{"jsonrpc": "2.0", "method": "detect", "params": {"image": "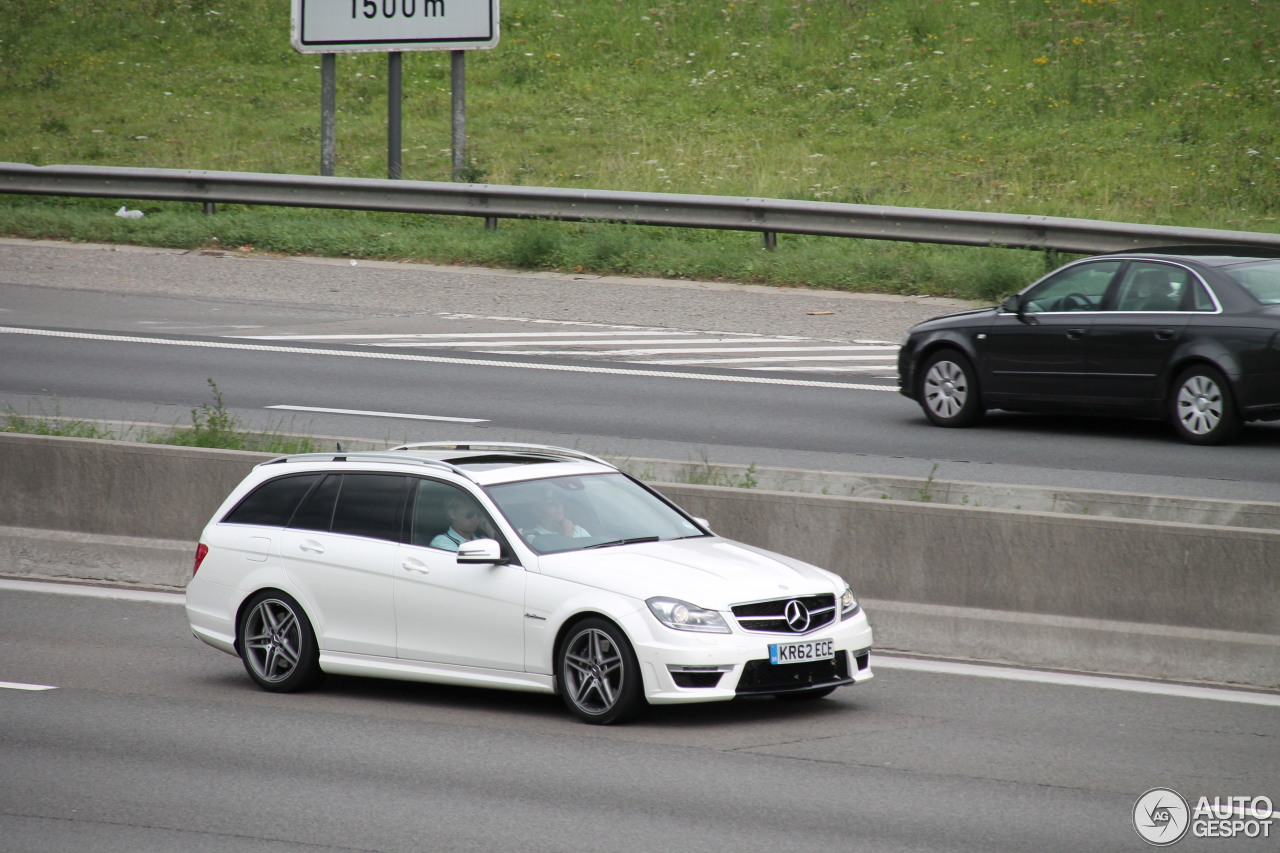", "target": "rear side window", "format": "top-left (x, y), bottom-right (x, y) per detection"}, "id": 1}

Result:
top-left (222, 474), bottom-right (322, 527)
top-left (331, 474), bottom-right (410, 542)
top-left (291, 474), bottom-right (341, 532)
top-left (287, 473), bottom-right (409, 542)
